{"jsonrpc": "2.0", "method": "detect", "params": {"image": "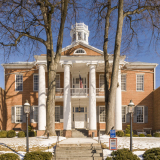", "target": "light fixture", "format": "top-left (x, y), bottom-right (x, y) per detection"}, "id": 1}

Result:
top-left (128, 100), bottom-right (135, 113)
top-left (24, 100), bottom-right (30, 114)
